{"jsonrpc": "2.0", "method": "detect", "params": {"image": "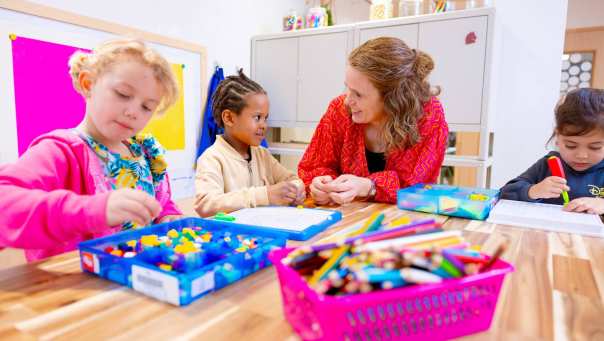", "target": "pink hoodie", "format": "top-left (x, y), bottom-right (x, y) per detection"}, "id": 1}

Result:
top-left (0, 129), bottom-right (181, 261)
